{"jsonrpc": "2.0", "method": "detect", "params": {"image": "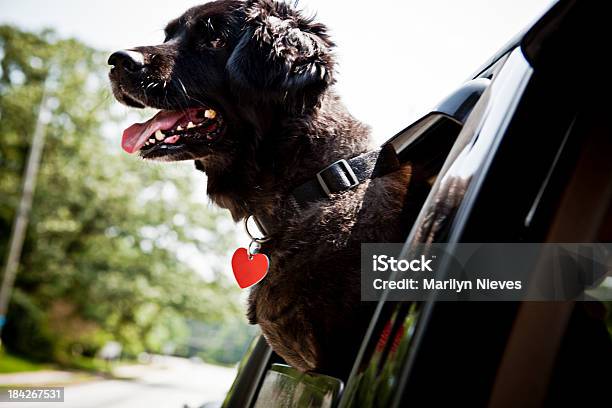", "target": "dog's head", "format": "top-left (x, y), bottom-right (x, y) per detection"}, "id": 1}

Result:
top-left (108, 0), bottom-right (334, 165)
